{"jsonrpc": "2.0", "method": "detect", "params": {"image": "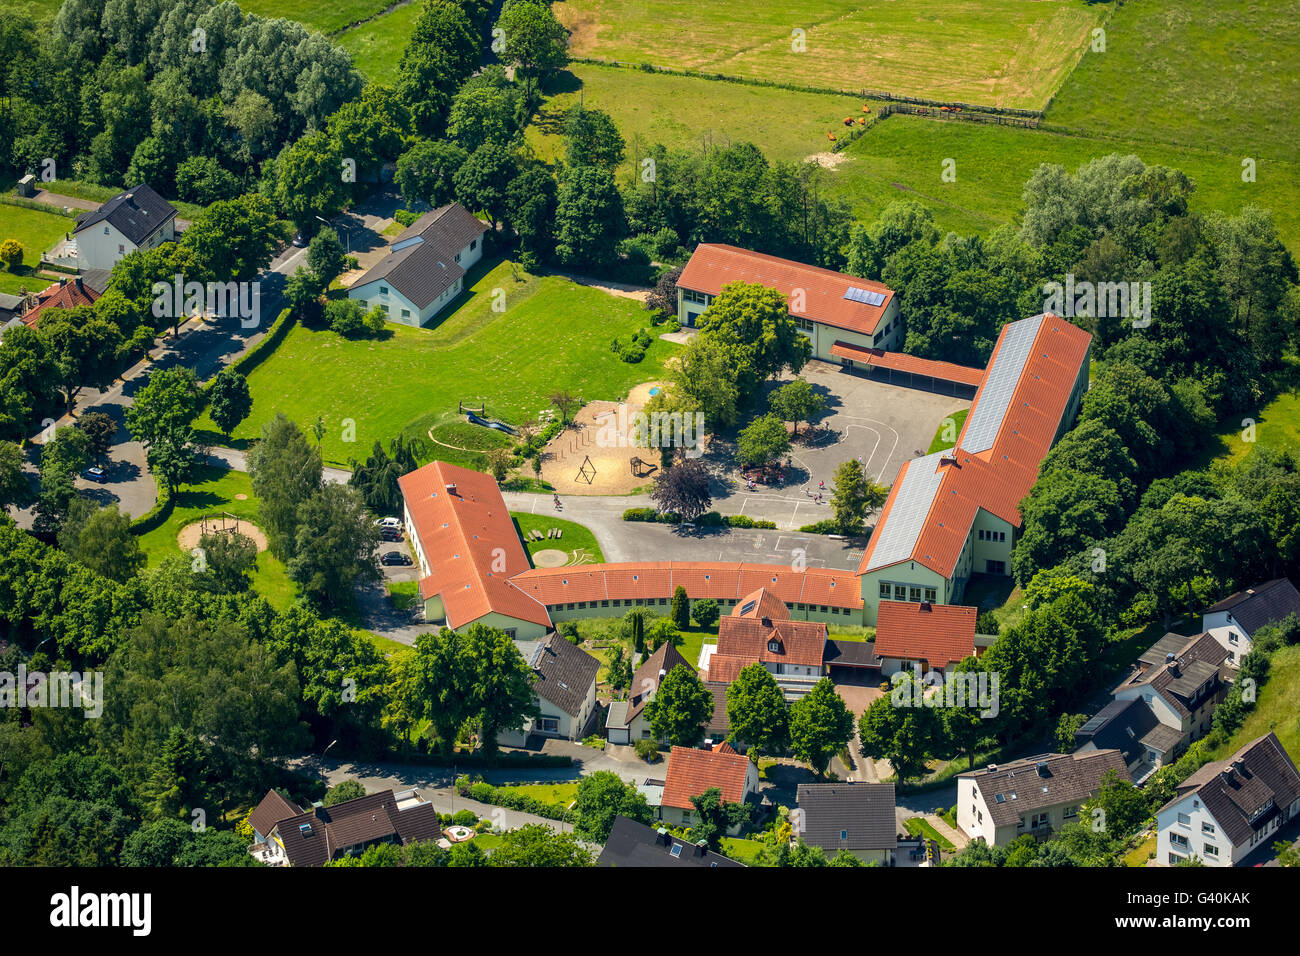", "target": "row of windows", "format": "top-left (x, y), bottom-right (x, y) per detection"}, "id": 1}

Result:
top-left (546, 597), bottom-right (851, 614)
top-left (877, 582), bottom-right (938, 603)
top-left (977, 529), bottom-right (1006, 543)
top-left (682, 289), bottom-right (712, 305)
